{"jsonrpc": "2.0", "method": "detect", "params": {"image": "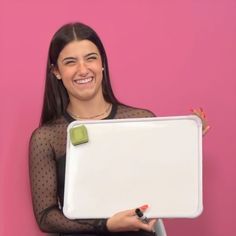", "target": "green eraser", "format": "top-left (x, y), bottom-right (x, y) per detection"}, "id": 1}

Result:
top-left (70, 125), bottom-right (89, 146)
